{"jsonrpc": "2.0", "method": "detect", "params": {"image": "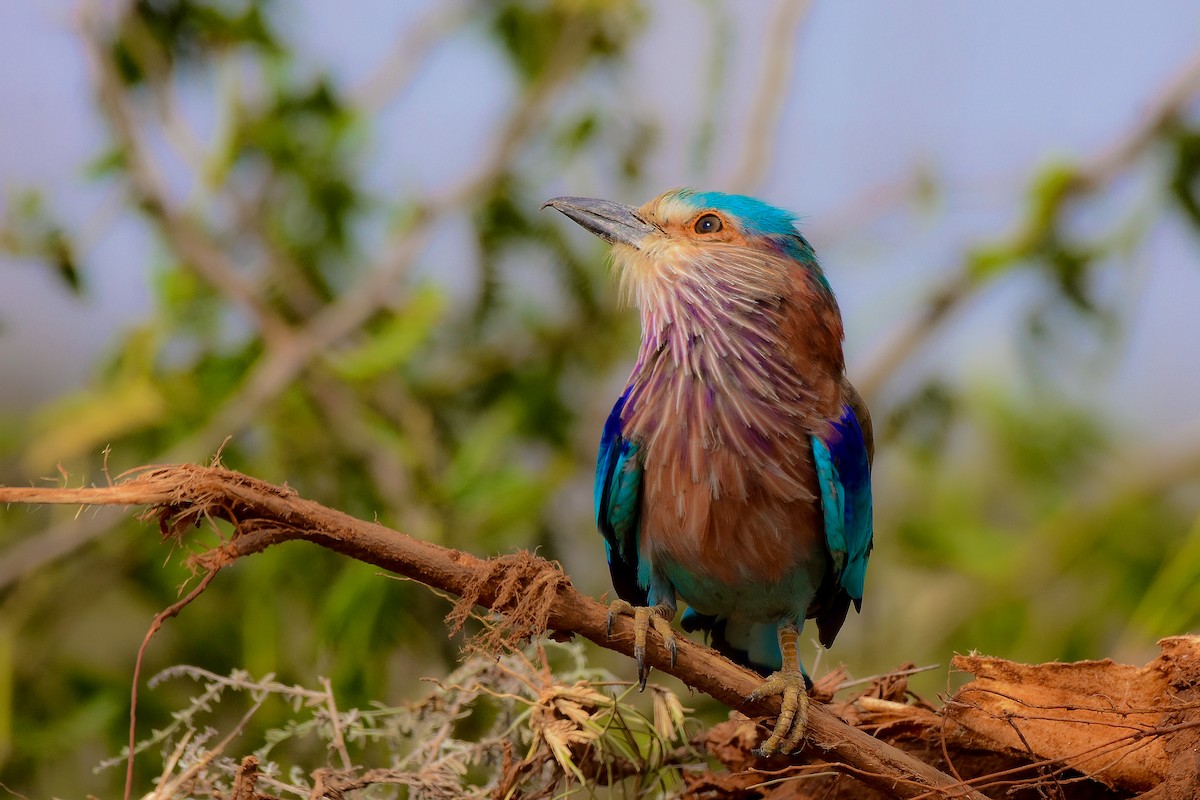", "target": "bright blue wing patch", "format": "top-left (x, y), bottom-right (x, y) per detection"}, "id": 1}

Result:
top-left (596, 386), bottom-right (647, 606)
top-left (813, 404), bottom-right (873, 608)
top-left (811, 436), bottom-right (845, 570)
